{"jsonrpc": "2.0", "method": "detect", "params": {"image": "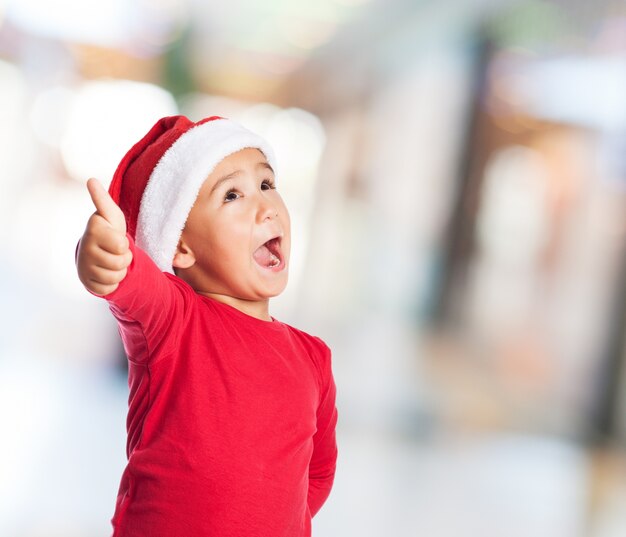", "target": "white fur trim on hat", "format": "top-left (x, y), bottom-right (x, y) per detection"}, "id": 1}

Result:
top-left (136, 118), bottom-right (277, 273)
